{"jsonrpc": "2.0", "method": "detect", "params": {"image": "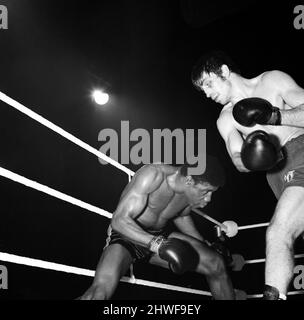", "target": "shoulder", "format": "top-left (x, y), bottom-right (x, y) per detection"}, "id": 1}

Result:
top-left (216, 103), bottom-right (243, 141)
top-left (260, 70), bottom-right (295, 87)
top-left (132, 164), bottom-right (164, 193)
top-left (216, 104), bottom-right (234, 130)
